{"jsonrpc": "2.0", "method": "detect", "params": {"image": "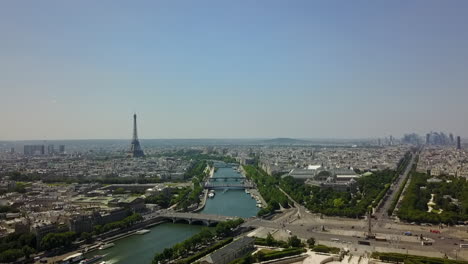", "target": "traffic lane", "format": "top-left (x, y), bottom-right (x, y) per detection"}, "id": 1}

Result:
top-left (285, 224), bottom-right (460, 256)
top-left (246, 218), bottom-right (465, 251)
top-left (245, 220), bottom-right (462, 258)
top-left (247, 217), bottom-right (462, 242)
